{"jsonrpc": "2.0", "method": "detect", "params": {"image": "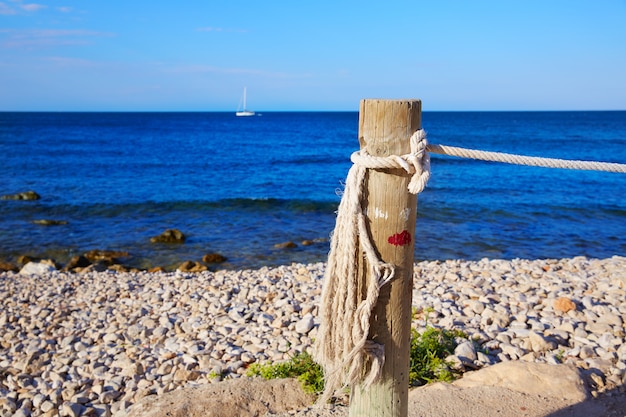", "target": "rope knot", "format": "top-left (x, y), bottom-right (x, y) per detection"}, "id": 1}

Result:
top-left (350, 129), bottom-right (431, 194)
top-left (407, 129), bottom-right (431, 194)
